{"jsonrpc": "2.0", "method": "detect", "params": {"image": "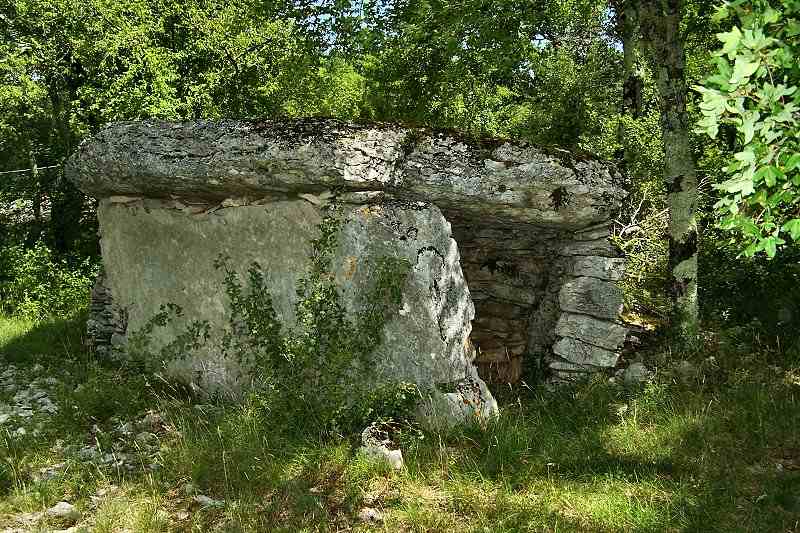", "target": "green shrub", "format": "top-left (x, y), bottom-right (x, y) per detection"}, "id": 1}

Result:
top-left (0, 242), bottom-right (98, 320)
top-left (700, 233), bottom-right (800, 339)
top-left (125, 207), bottom-right (420, 437)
